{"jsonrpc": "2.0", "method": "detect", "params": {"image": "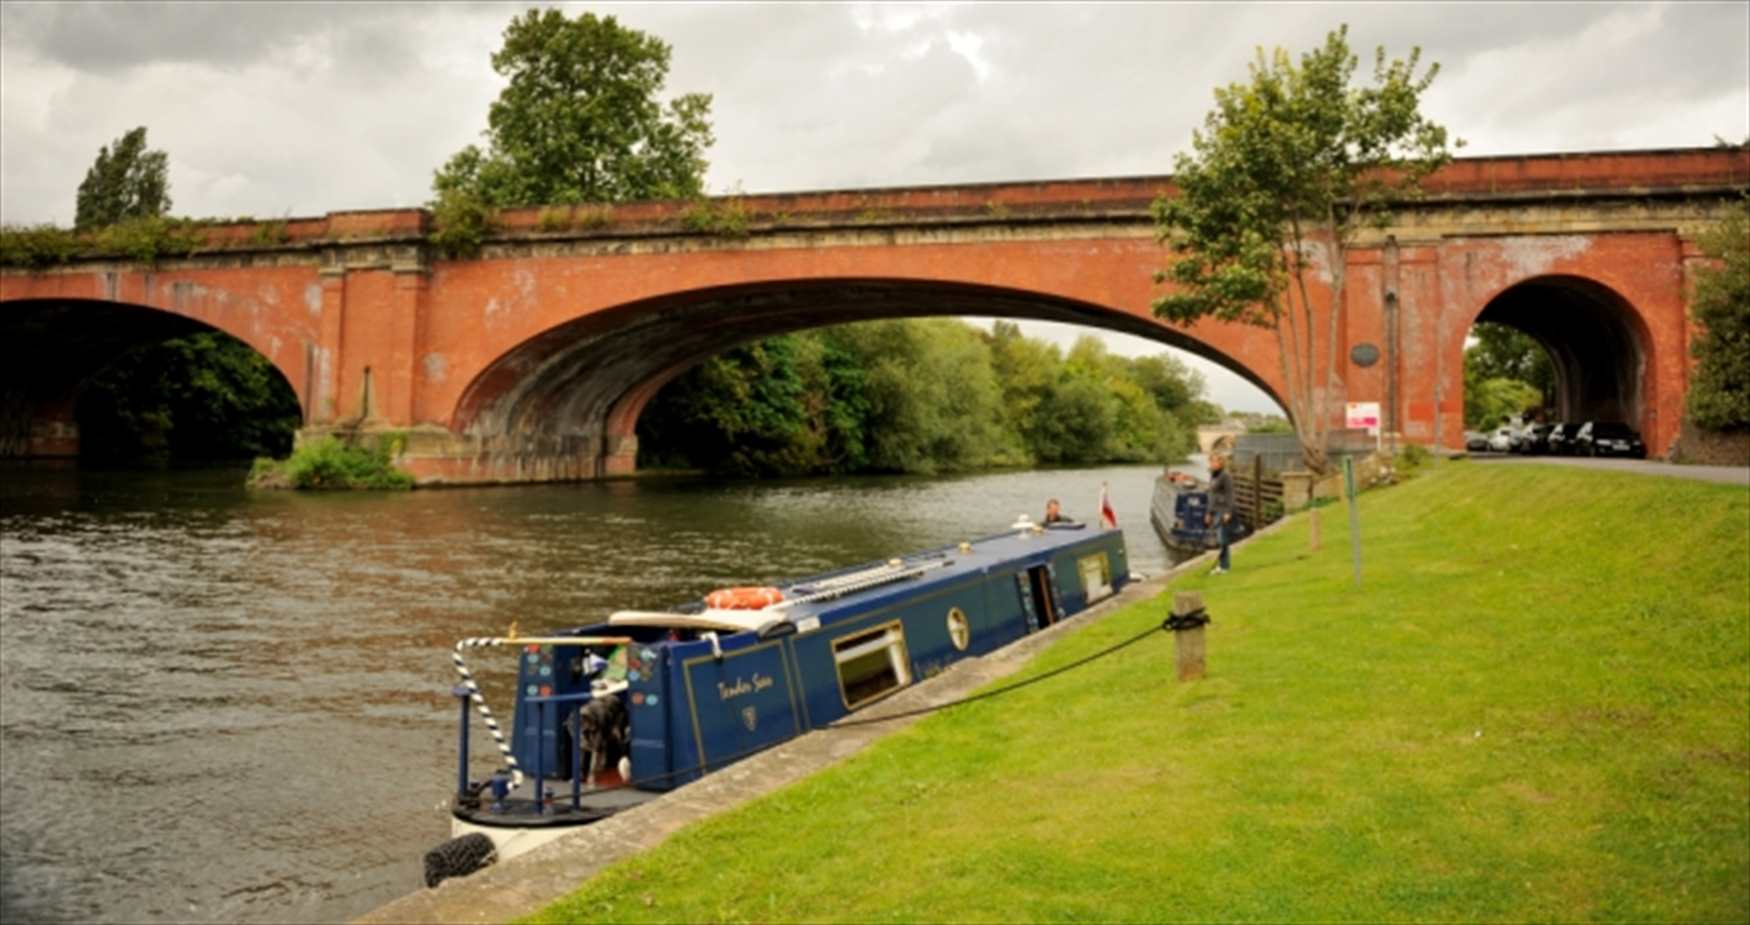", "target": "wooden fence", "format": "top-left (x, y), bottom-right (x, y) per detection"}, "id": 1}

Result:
top-left (1232, 455), bottom-right (1284, 530)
